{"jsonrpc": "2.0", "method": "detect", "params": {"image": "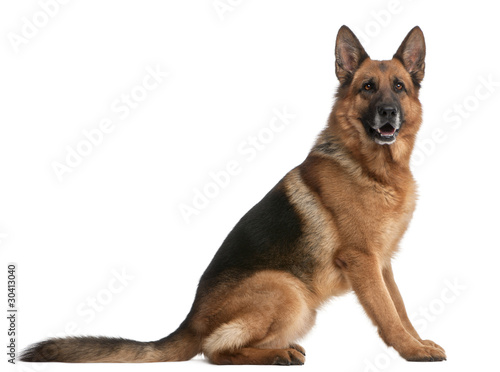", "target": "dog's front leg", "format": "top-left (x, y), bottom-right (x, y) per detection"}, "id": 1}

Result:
top-left (382, 264), bottom-right (446, 354)
top-left (336, 251), bottom-right (446, 361)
